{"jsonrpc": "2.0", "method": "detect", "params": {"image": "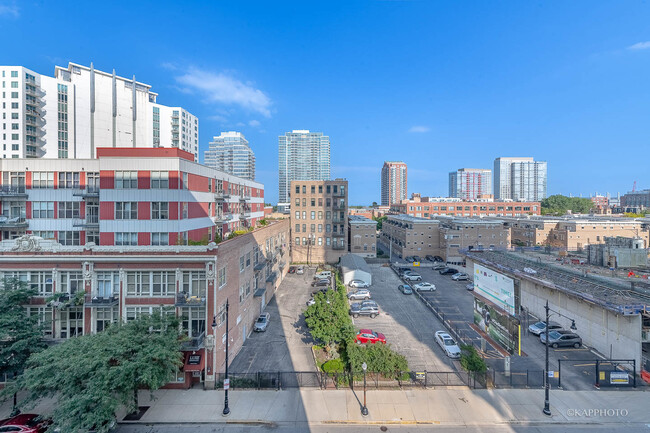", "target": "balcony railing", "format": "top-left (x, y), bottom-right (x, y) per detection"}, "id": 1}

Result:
top-left (333, 203), bottom-right (346, 210)
top-left (73, 215), bottom-right (99, 228)
top-left (181, 331), bottom-right (205, 351)
top-left (25, 87), bottom-right (39, 97)
top-left (332, 190), bottom-right (345, 197)
top-left (239, 194), bottom-right (251, 201)
top-left (214, 191), bottom-right (231, 200)
top-left (0, 217), bottom-right (27, 228)
top-left (213, 213), bottom-right (232, 223)
top-left (332, 232), bottom-right (345, 238)
top-left (25, 98), bottom-right (39, 107)
top-left (174, 293), bottom-right (206, 307)
top-left (84, 295), bottom-right (119, 307)
top-left (0, 186), bottom-right (27, 197)
top-left (332, 243), bottom-right (346, 250)
top-left (72, 187), bottom-right (100, 197)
